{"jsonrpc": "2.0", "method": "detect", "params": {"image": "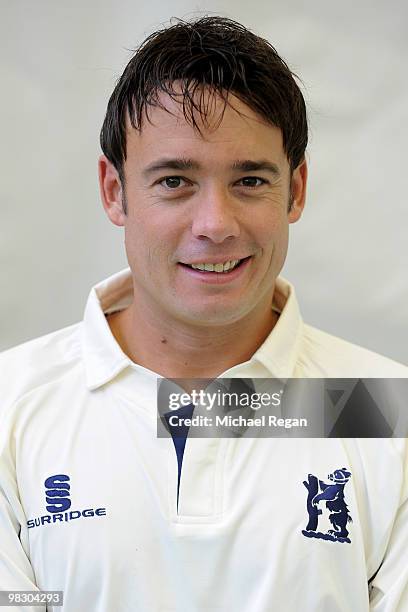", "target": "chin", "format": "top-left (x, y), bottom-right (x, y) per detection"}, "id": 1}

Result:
top-left (175, 304), bottom-right (251, 327)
